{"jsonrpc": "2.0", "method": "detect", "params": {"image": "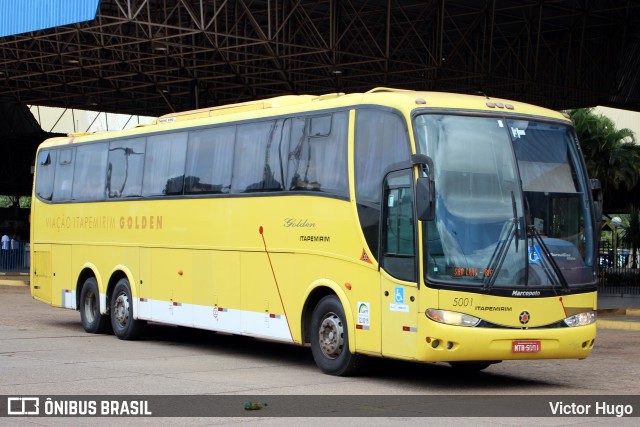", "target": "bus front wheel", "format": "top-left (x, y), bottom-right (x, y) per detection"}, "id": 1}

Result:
top-left (79, 277), bottom-right (110, 334)
top-left (110, 278), bottom-right (145, 340)
top-left (310, 295), bottom-right (359, 376)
